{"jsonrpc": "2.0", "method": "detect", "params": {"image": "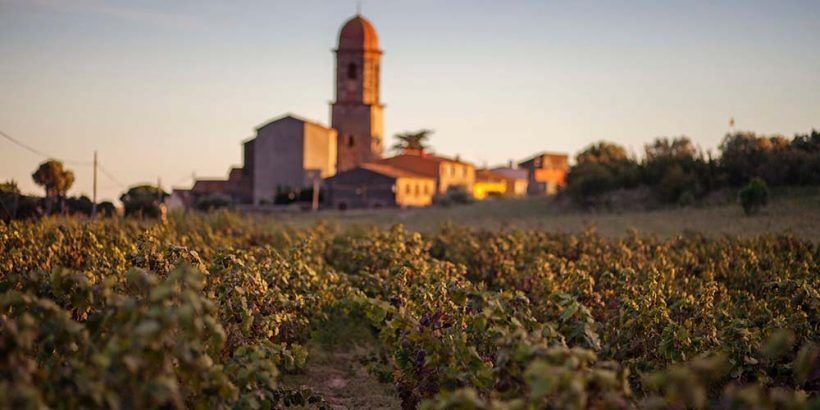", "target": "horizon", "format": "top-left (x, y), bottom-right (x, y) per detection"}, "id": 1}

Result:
top-left (1, 0), bottom-right (819, 201)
